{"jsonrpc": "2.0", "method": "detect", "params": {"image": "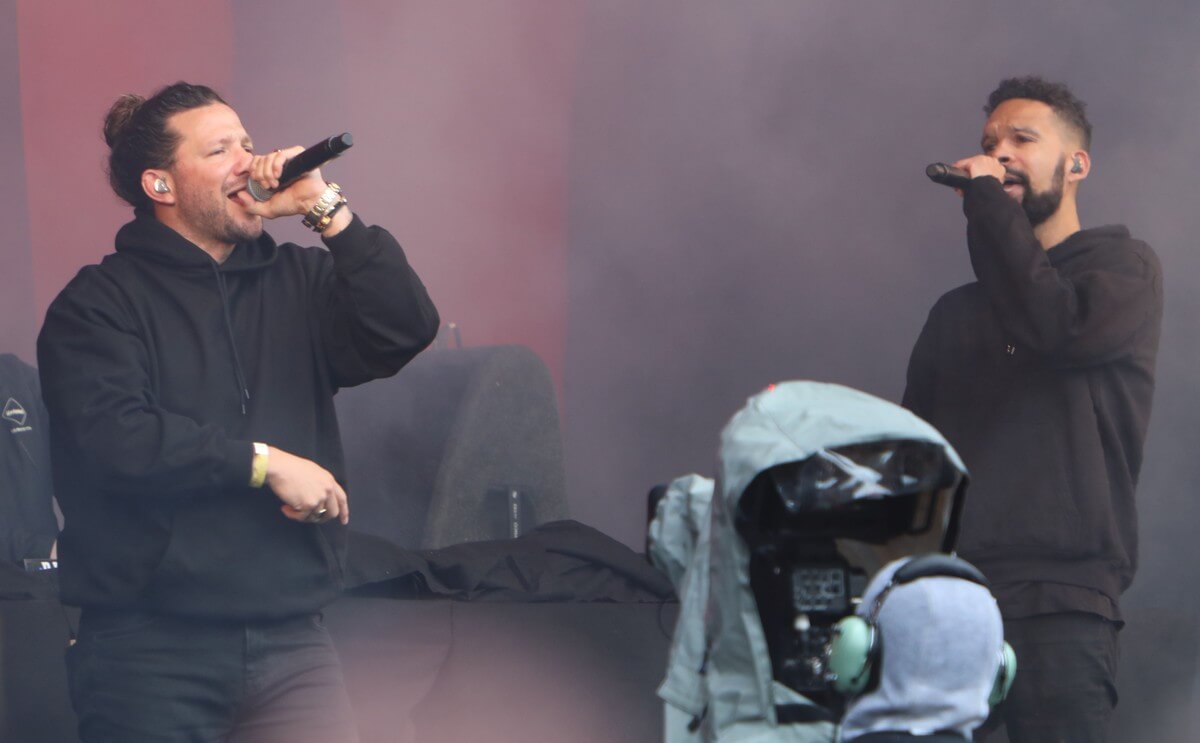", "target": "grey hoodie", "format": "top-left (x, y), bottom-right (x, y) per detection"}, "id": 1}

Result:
top-left (838, 557), bottom-right (1004, 741)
